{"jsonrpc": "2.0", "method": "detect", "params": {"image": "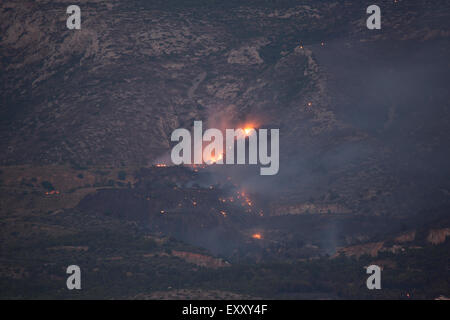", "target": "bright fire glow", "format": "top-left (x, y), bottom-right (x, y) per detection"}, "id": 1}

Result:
top-left (240, 125), bottom-right (256, 137)
top-left (155, 163), bottom-right (167, 167)
top-left (205, 152), bottom-right (223, 165)
top-left (234, 124), bottom-right (257, 139)
top-left (252, 233), bottom-right (262, 240)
